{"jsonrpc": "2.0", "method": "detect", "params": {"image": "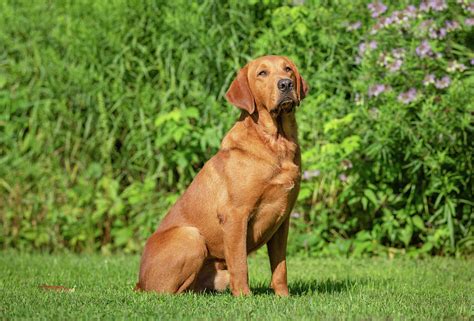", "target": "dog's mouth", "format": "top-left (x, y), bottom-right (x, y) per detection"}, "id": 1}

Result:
top-left (271, 97), bottom-right (296, 115)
